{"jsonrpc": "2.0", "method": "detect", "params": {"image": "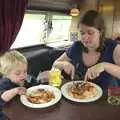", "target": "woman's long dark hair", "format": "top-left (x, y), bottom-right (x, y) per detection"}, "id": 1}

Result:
top-left (78, 10), bottom-right (106, 52)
